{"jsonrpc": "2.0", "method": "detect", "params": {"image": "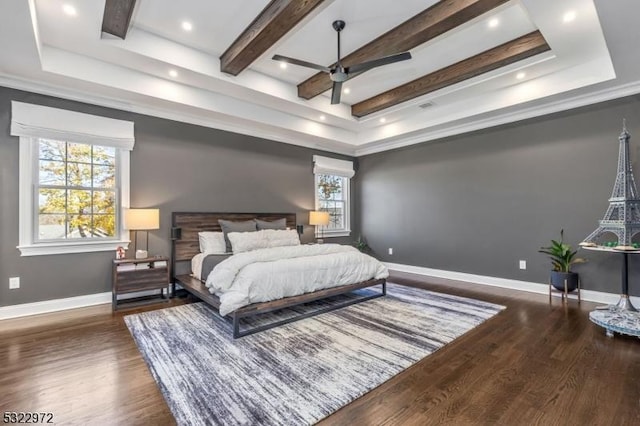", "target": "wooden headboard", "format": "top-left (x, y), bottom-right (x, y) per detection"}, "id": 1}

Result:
top-left (171, 212), bottom-right (297, 264)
